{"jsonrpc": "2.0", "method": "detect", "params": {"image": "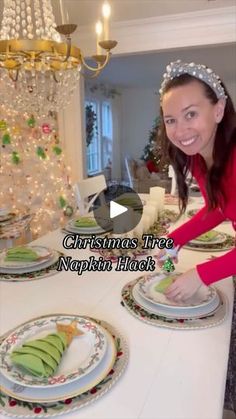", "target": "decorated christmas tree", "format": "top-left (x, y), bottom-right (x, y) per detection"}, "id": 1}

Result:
top-left (141, 117), bottom-right (169, 173)
top-left (0, 105), bottom-right (76, 238)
